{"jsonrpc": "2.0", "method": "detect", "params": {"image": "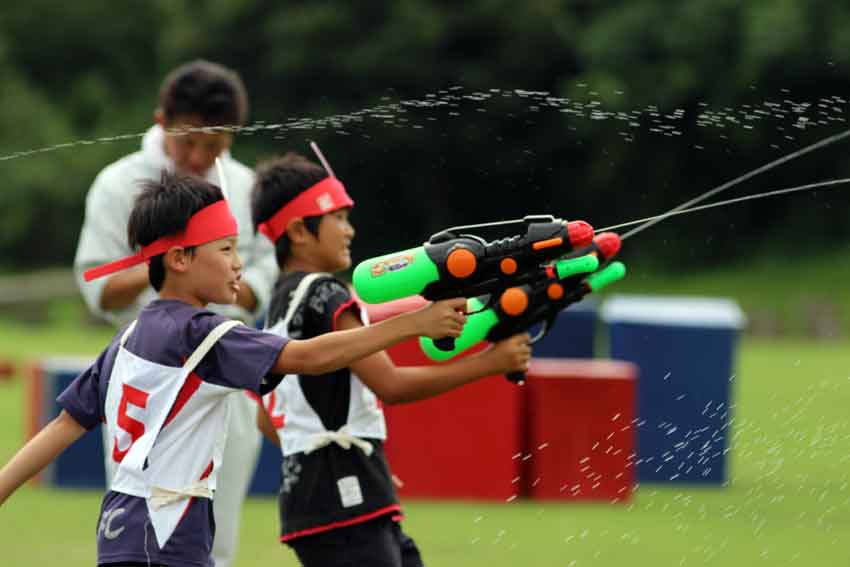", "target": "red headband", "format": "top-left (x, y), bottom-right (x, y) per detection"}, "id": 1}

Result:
top-left (258, 177), bottom-right (354, 243)
top-left (84, 200), bottom-right (239, 281)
